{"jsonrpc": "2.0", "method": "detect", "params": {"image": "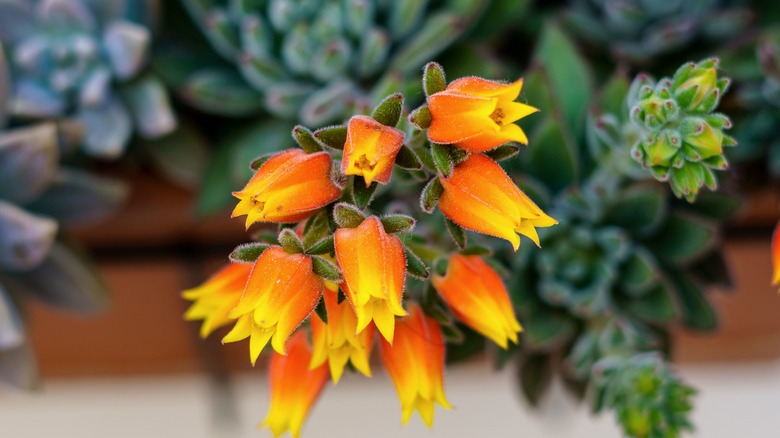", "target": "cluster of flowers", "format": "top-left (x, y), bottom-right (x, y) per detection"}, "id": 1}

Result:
top-left (183, 63), bottom-right (556, 437)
